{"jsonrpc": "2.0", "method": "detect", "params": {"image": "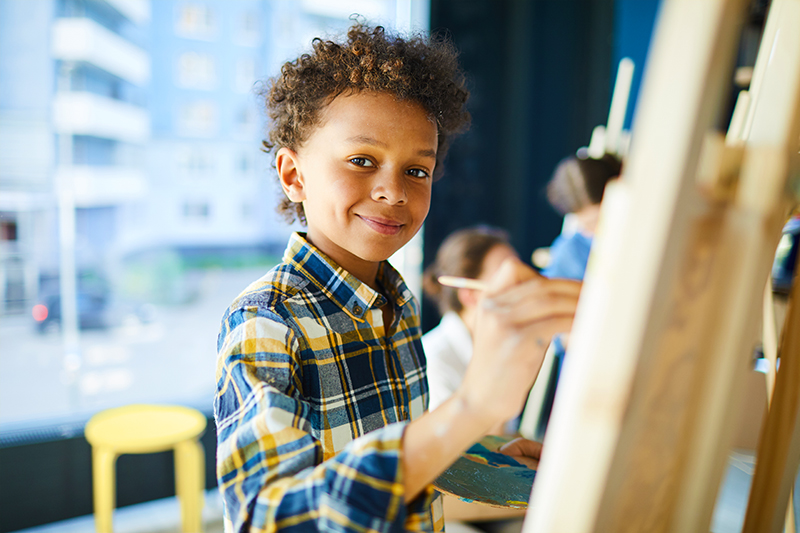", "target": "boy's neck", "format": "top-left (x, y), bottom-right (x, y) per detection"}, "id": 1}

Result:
top-left (303, 231), bottom-right (383, 292)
